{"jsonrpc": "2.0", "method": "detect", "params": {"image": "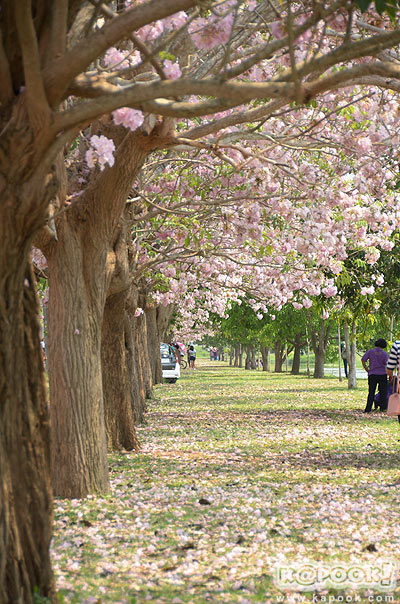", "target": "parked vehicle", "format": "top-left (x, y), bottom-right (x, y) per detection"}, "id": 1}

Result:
top-left (160, 343), bottom-right (180, 383)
